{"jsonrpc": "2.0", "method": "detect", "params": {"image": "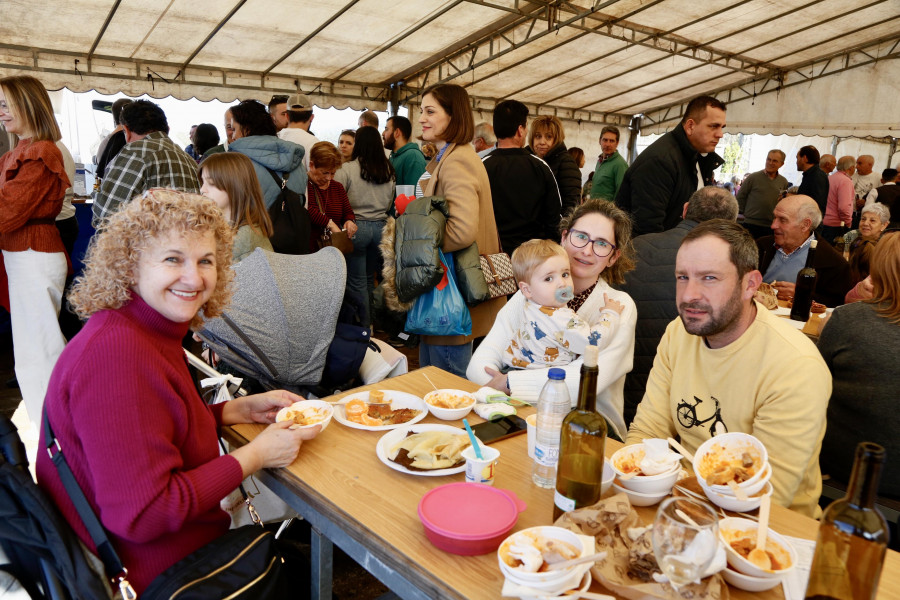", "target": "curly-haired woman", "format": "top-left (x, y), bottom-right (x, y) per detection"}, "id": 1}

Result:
top-left (36, 189), bottom-right (319, 595)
